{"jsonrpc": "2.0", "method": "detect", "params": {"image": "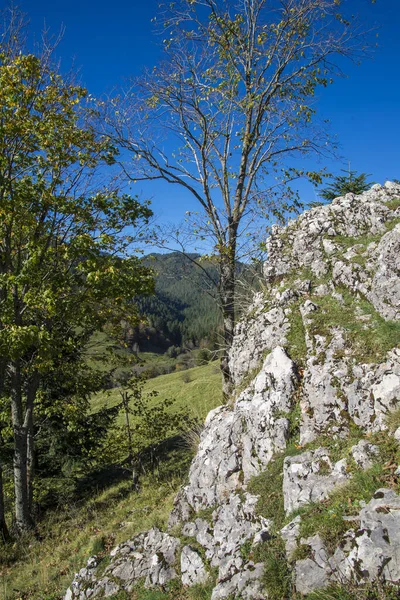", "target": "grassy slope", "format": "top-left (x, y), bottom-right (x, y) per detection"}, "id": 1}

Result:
top-left (1, 477), bottom-right (180, 600)
top-left (91, 361), bottom-right (222, 423)
top-left (1, 364), bottom-right (222, 600)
